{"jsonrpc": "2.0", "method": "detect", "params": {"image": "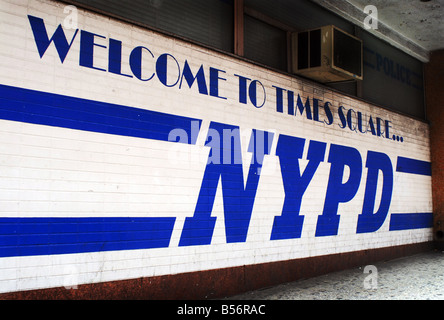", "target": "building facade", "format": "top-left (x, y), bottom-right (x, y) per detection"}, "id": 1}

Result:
top-left (0, 0), bottom-right (439, 299)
